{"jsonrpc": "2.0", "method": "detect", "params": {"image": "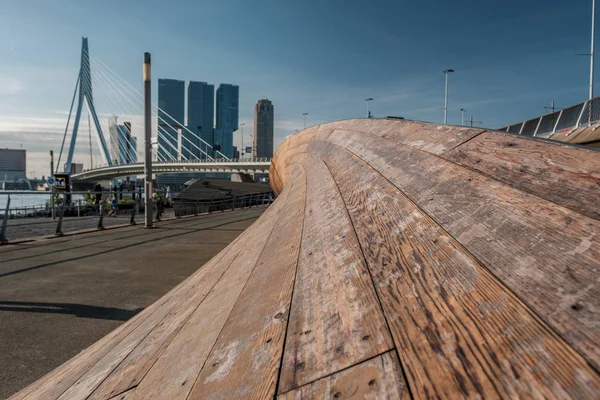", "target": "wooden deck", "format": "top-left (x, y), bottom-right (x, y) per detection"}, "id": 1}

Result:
top-left (12, 119), bottom-right (600, 399)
